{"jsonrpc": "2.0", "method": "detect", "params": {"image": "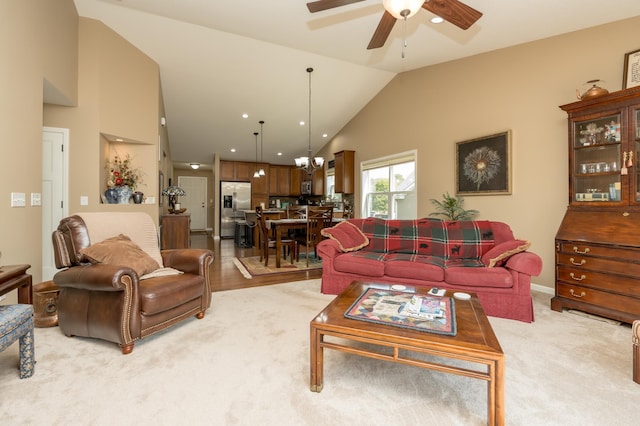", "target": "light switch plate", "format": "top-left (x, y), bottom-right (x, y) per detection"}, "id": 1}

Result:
top-left (145, 196), bottom-right (156, 204)
top-left (11, 192), bottom-right (26, 207)
top-left (31, 193), bottom-right (42, 206)
top-left (80, 196), bottom-right (89, 206)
